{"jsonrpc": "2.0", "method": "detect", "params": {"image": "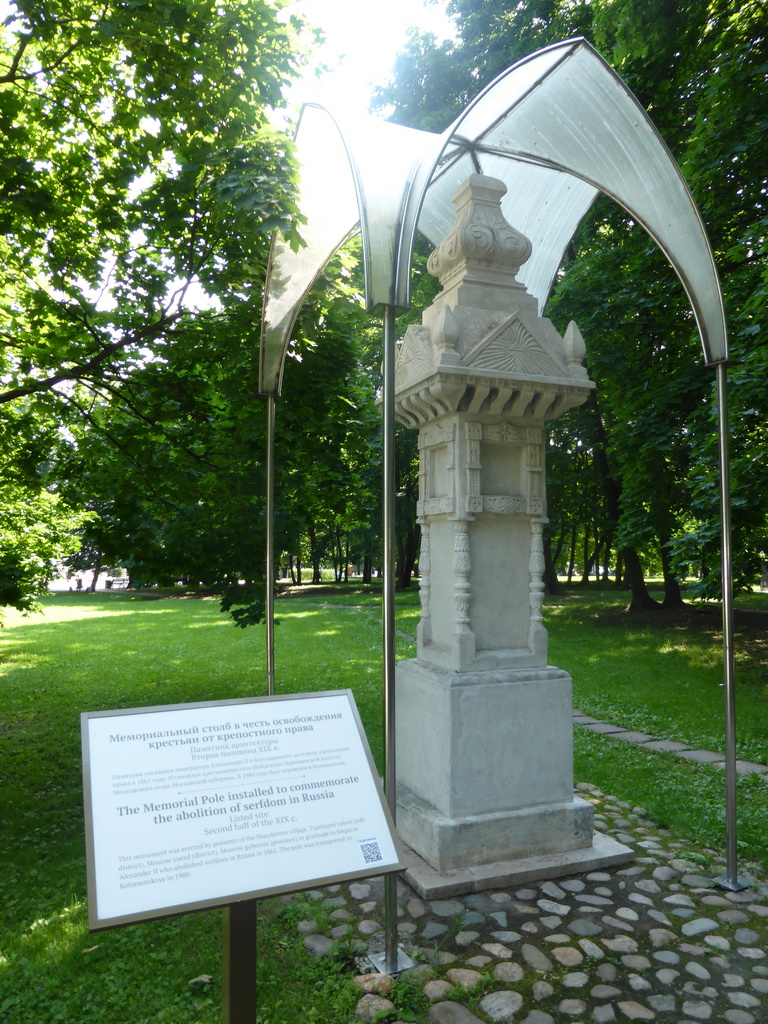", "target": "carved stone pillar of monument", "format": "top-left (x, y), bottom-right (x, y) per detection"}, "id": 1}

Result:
top-left (393, 174), bottom-right (632, 895)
